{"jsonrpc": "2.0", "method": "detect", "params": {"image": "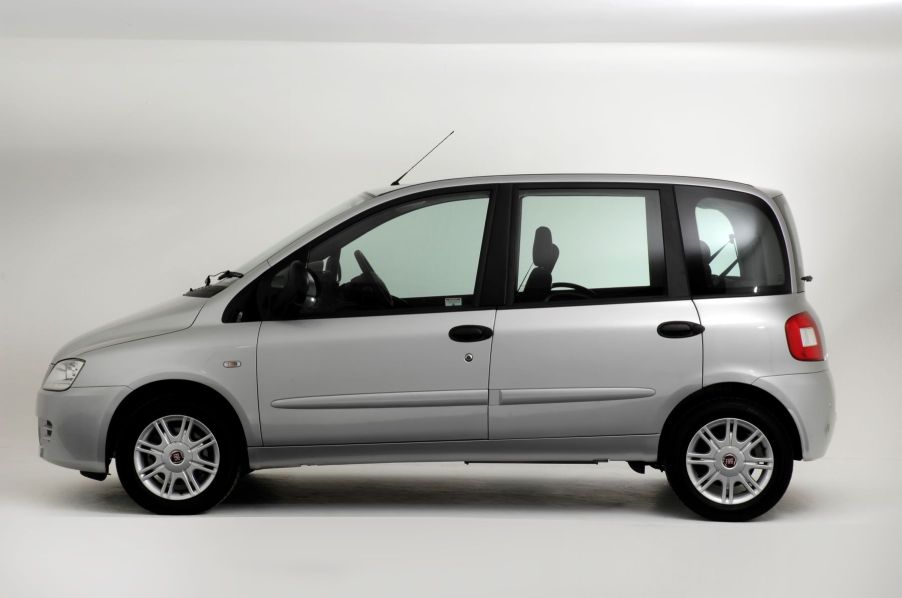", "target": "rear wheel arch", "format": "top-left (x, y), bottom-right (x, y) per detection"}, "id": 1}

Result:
top-left (105, 380), bottom-right (249, 472)
top-left (658, 382), bottom-right (803, 465)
